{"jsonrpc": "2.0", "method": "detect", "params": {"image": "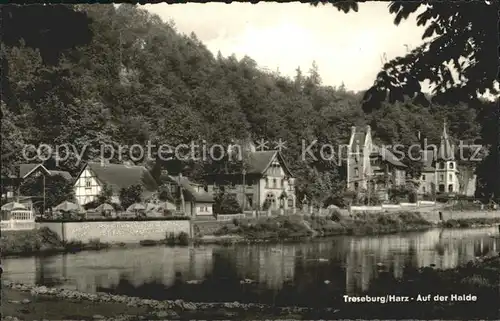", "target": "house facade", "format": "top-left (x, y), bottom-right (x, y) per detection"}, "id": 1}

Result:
top-left (1, 164), bottom-right (72, 202)
top-left (346, 125), bottom-right (407, 200)
top-left (418, 122), bottom-right (477, 198)
top-left (160, 174), bottom-right (215, 217)
top-left (205, 142), bottom-right (297, 212)
top-left (73, 161), bottom-right (158, 206)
